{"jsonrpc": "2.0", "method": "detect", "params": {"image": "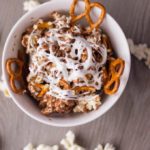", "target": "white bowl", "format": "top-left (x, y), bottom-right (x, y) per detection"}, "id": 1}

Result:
top-left (2, 0), bottom-right (131, 127)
